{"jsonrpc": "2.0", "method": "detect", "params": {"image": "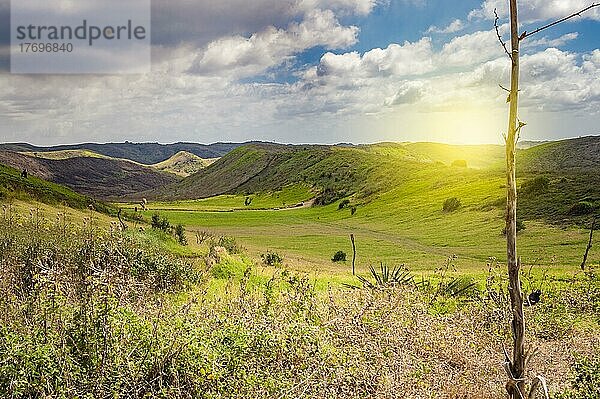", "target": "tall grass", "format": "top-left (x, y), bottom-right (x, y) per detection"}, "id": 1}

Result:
top-left (0, 206), bottom-right (599, 398)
